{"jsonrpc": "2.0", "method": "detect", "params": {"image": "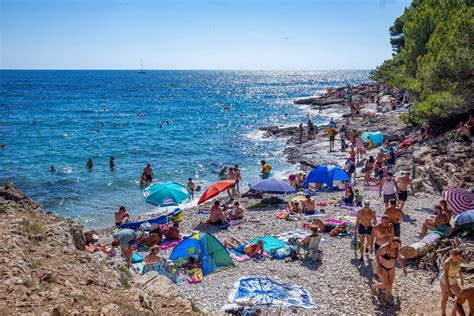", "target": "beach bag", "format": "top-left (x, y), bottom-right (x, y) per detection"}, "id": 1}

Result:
top-left (350, 237), bottom-right (360, 250)
top-left (131, 253), bottom-right (144, 263)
